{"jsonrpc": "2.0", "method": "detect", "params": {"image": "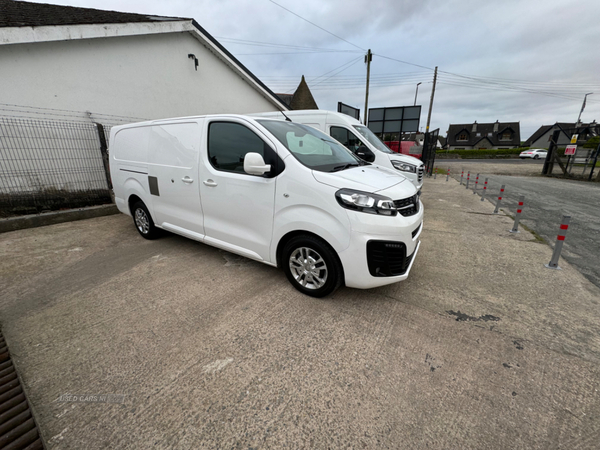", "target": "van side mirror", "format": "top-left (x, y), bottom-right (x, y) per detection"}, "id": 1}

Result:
top-left (244, 152), bottom-right (271, 176)
top-left (356, 146), bottom-right (375, 163)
